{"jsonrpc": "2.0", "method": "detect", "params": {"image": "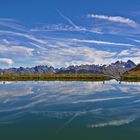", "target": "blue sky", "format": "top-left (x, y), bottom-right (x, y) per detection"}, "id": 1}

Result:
top-left (0, 0), bottom-right (140, 68)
